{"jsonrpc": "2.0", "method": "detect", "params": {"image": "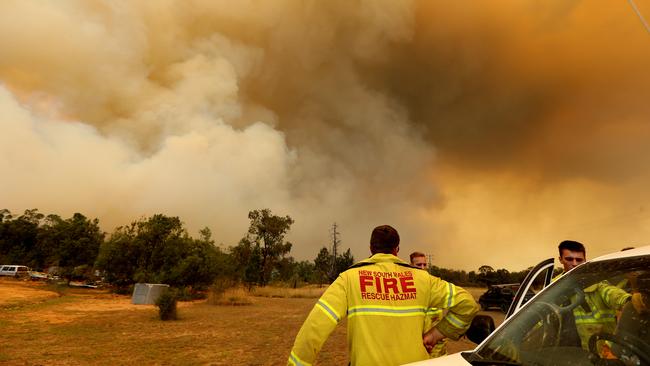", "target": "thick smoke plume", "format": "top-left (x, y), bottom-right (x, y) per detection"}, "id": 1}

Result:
top-left (2, 0), bottom-right (650, 270)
